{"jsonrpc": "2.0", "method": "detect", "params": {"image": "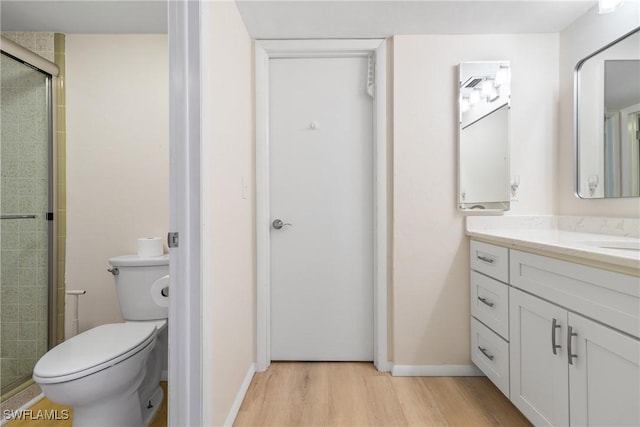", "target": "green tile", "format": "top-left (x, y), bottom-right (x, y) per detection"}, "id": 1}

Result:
top-left (17, 356), bottom-right (36, 376)
top-left (56, 184), bottom-right (66, 210)
top-left (1, 304), bottom-right (19, 322)
top-left (54, 33), bottom-right (65, 54)
top-left (56, 132), bottom-right (66, 157)
top-left (56, 105), bottom-right (65, 129)
top-left (0, 358), bottom-right (18, 380)
top-left (1, 286), bottom-right (20, 306)
top-left (0, 338), bottom-right (17, 358)
top-left (18, 340), bottom-right (38, 360)
top-left (18, 321), bottom-right (37, 338)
